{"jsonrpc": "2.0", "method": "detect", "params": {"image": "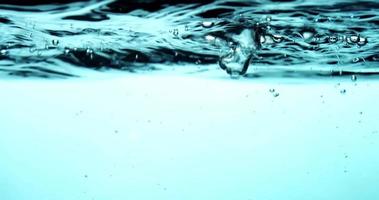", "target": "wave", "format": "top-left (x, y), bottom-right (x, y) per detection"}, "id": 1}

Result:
top-left (0, 0), bottom-right (378, 78)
